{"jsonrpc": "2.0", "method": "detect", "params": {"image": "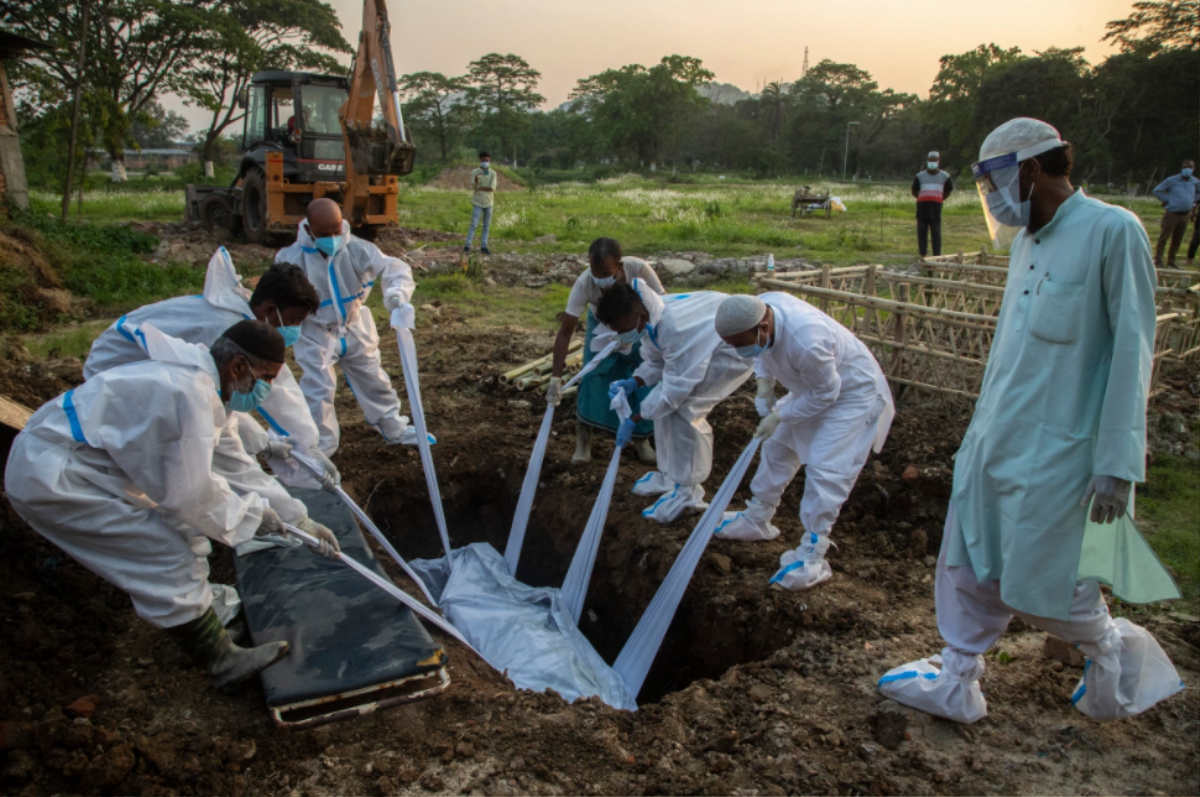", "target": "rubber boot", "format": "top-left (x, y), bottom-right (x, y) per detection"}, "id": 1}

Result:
top-left (633, 437), bottom-right (657, 465)
top-left (572, 421), bottom-right (593, 465)
top-left (168, 607), bottom-right (290, 693)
